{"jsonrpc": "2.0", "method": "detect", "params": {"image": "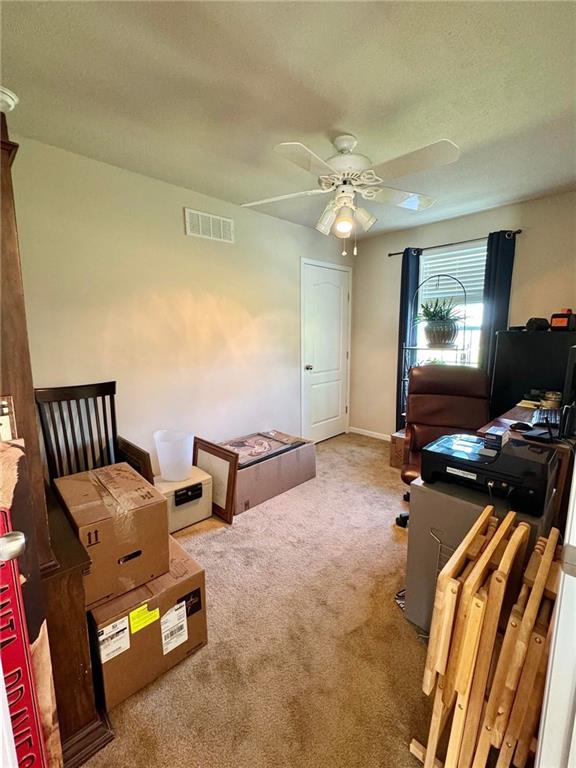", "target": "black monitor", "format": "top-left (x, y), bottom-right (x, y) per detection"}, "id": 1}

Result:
top-left (562, 345), bottom-right (576, 406)
top-left (491, 330), bottom-right (576, 416)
